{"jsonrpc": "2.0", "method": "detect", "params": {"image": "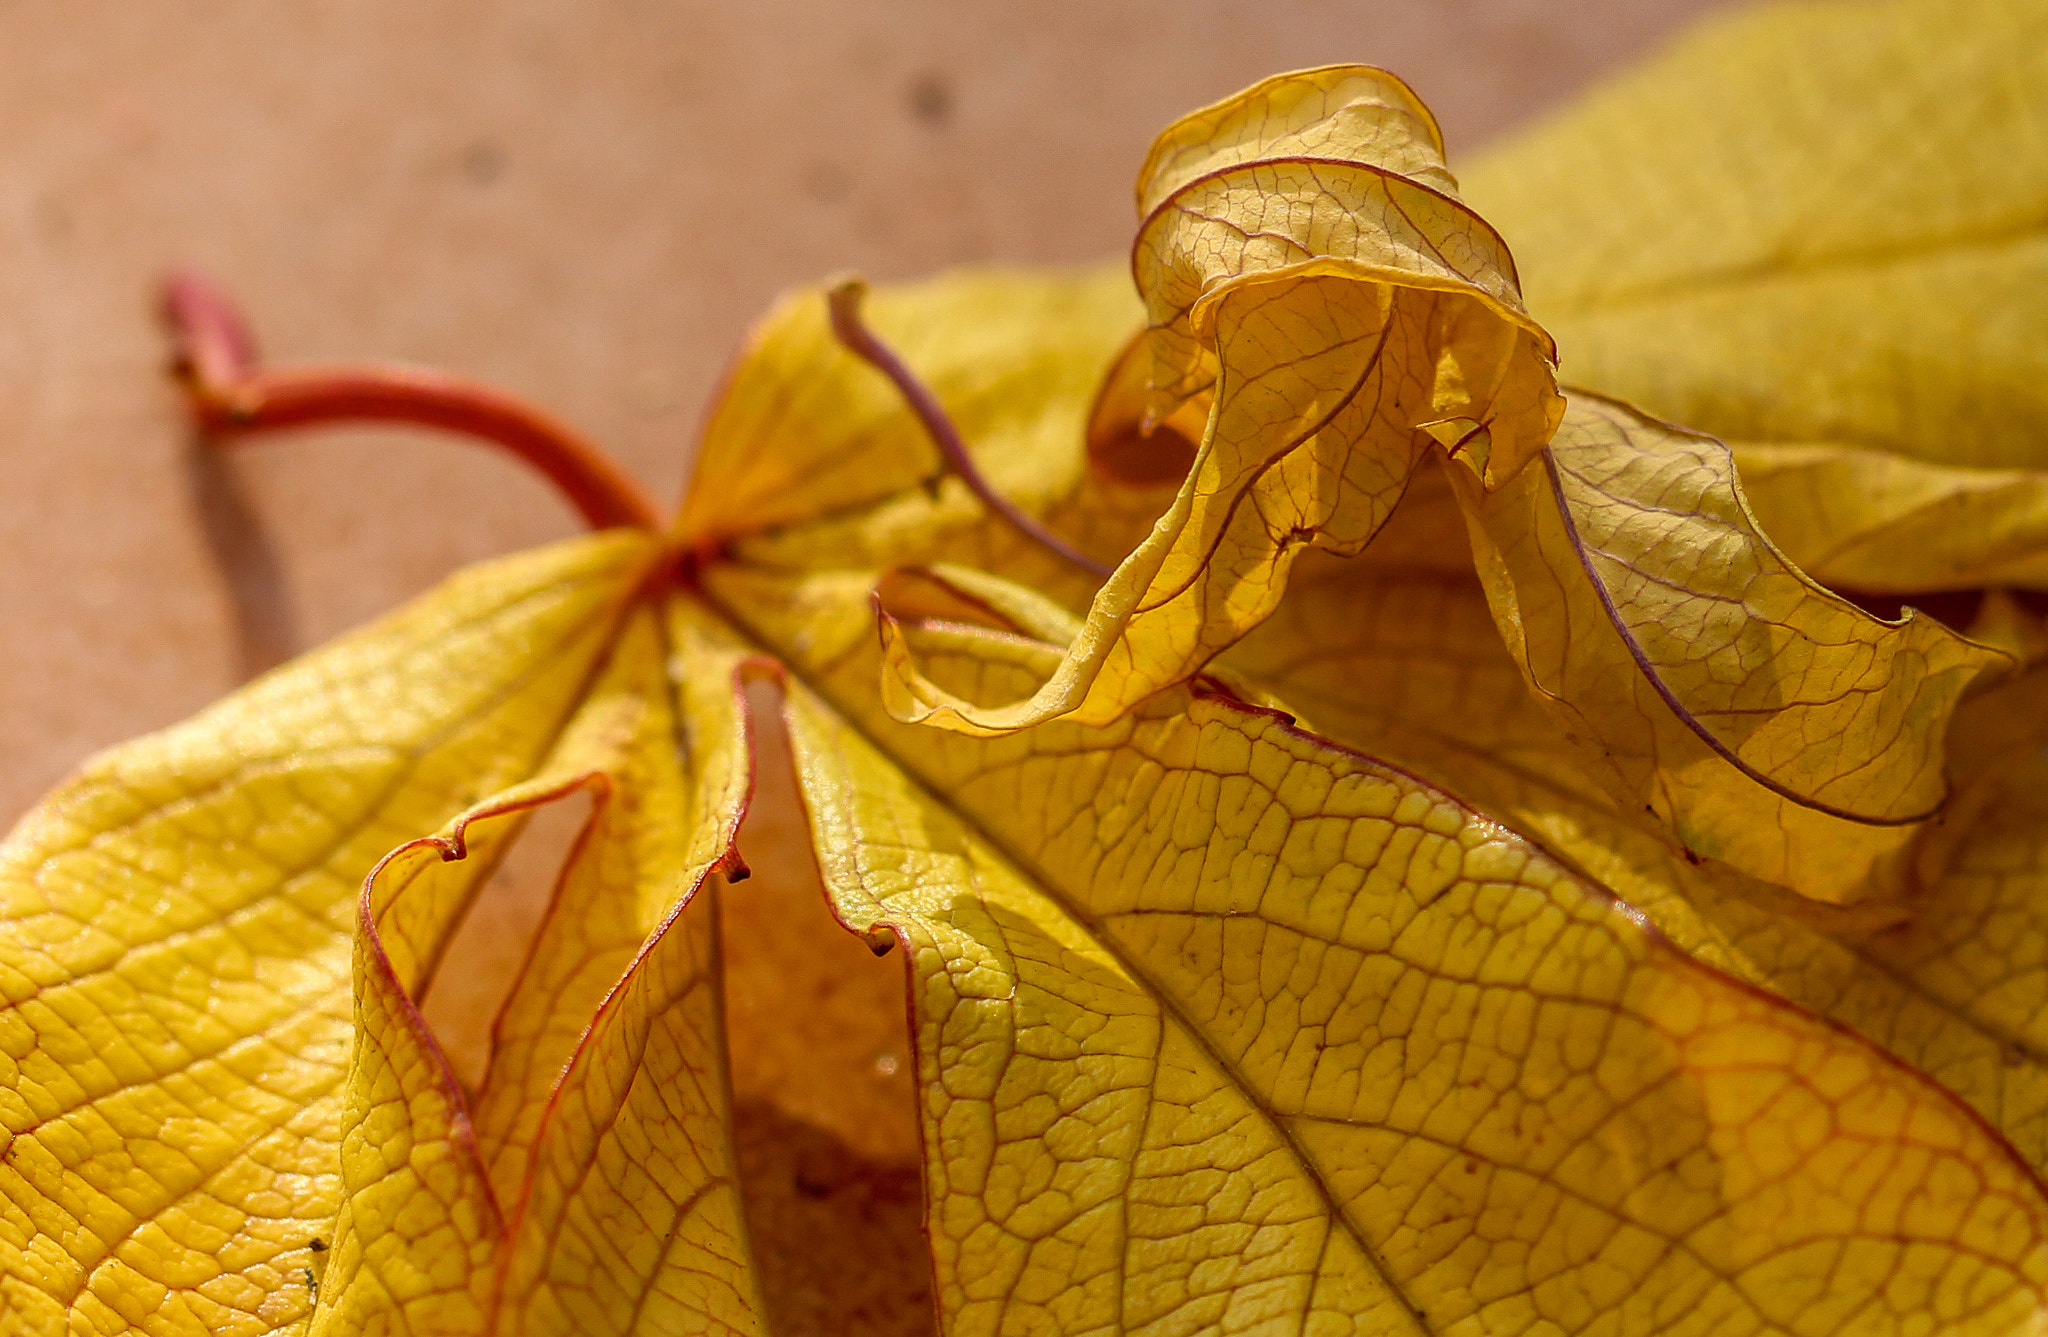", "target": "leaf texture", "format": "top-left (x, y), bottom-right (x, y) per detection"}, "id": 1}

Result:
top-left (699, 557), bottom-right (2048, 1336)
top-left (879, 65), bottom-right (1562, 737)
top-left (1230, 543), bottom-right (2048, 1171)
top-left (0, 534), bottom-right (655, 1335)
top-left (1452, 393), bottom-right (2005, 902)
